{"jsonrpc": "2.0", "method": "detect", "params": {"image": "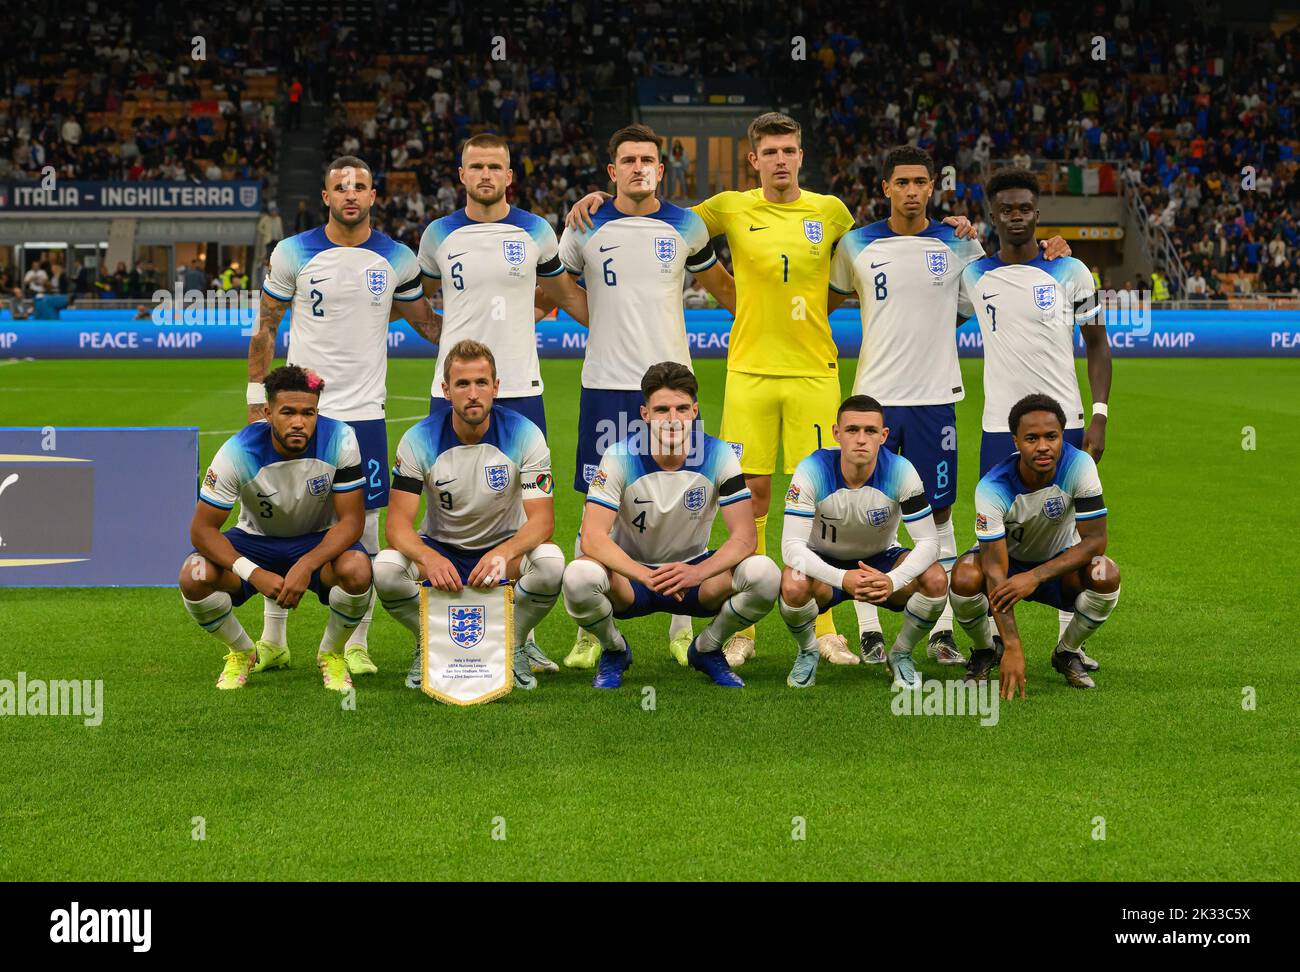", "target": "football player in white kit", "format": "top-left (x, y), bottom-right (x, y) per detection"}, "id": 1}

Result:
top-left (418, 132), bottom-right (589, 431)
top-left (960, 167), bottom-right (1112, 664)
top-left (949, 394), bottom-right (1120, 696)
top-left (829, 145), bottom-right (1071, 668)
top-left (418, 133), bottom-right (588, 674)
top-left (246, 156), bottom-right (439, 679)
top-left (180, 366), bottom-right (374, 694)
top-left (557, 123), bottom-right (738, 671)
top-left (372, 341), bottom-right (565, 691)
top-left (561, 362), bottom-right (780, 689)
top-left (780, 395), bottom-right (948, 690)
